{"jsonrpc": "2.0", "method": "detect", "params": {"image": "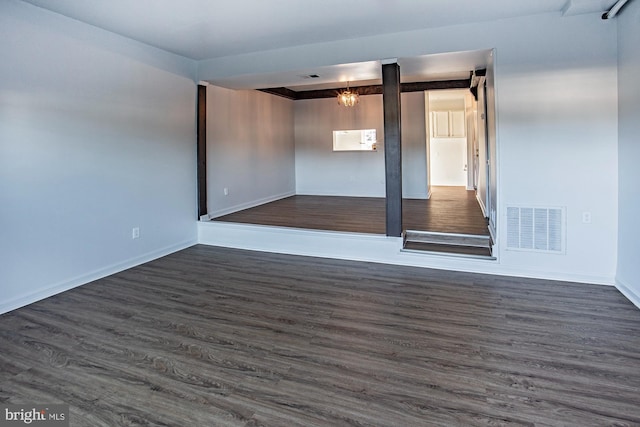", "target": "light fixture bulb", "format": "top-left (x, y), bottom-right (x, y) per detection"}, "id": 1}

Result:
top-left (337, 81), bottom-right (359, 107)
